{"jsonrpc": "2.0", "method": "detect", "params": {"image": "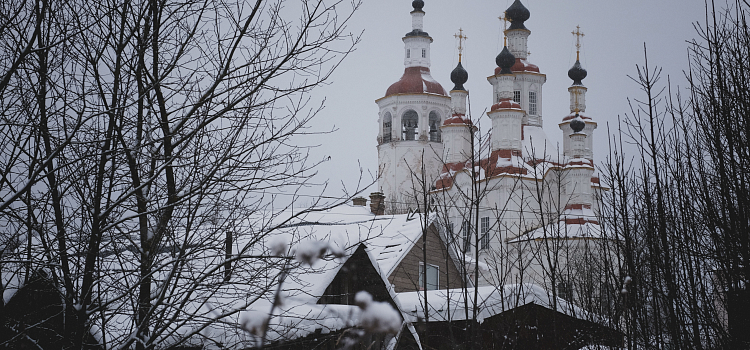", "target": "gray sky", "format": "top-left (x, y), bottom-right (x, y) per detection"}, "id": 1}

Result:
top-left (305, 0), bottom-right (708, 200)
